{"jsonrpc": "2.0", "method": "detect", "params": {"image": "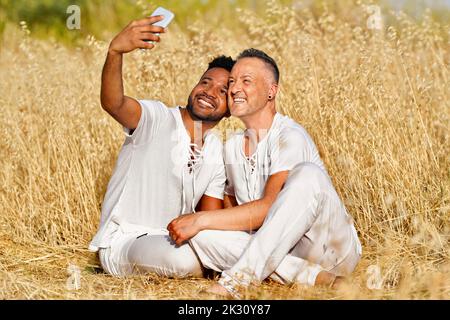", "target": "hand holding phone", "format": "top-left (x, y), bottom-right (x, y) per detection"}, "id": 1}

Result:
top-left (144, 7), bottom-right (175, 43)
top-left (109, 7), bottom-right (174, 54)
